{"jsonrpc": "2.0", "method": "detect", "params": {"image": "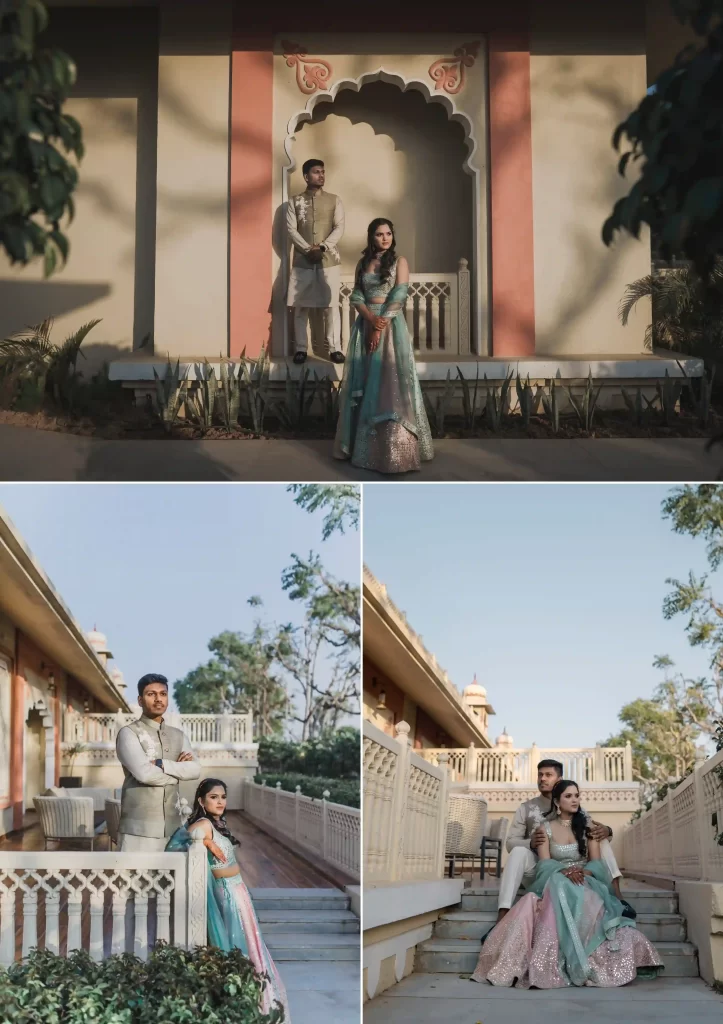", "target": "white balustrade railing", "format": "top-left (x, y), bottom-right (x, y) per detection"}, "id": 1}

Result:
top-left (240, 779), bottom-right (360, 882)
top-left (338, 258), bottom-right (470, 355)
top-left (64, 710), bottom-right (254, 746)
top-left (622, 747), bottom-right (723, 882)
top-left (364, 719), bottom-right (449, 884)
top-left (419, 743), bottom-right (633, 785)
top-left (0, 841), bottom-right (207, 965)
